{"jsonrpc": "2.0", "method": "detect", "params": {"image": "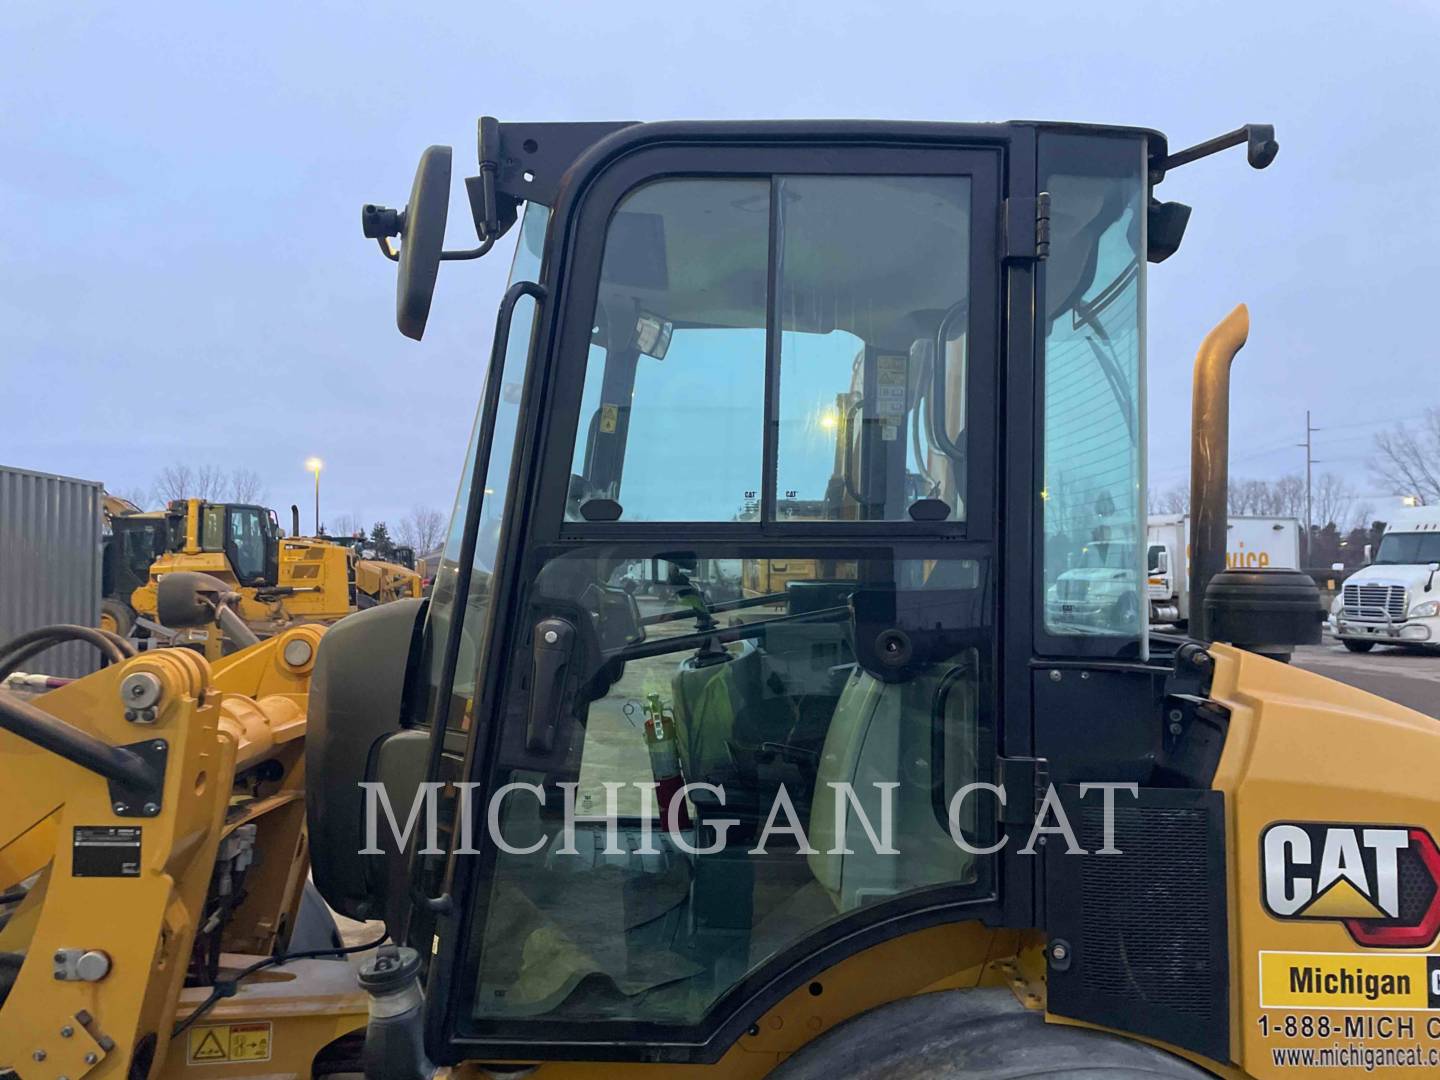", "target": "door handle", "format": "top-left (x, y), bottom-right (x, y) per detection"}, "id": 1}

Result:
top-left (527, 618), bottom-right (576, 753)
